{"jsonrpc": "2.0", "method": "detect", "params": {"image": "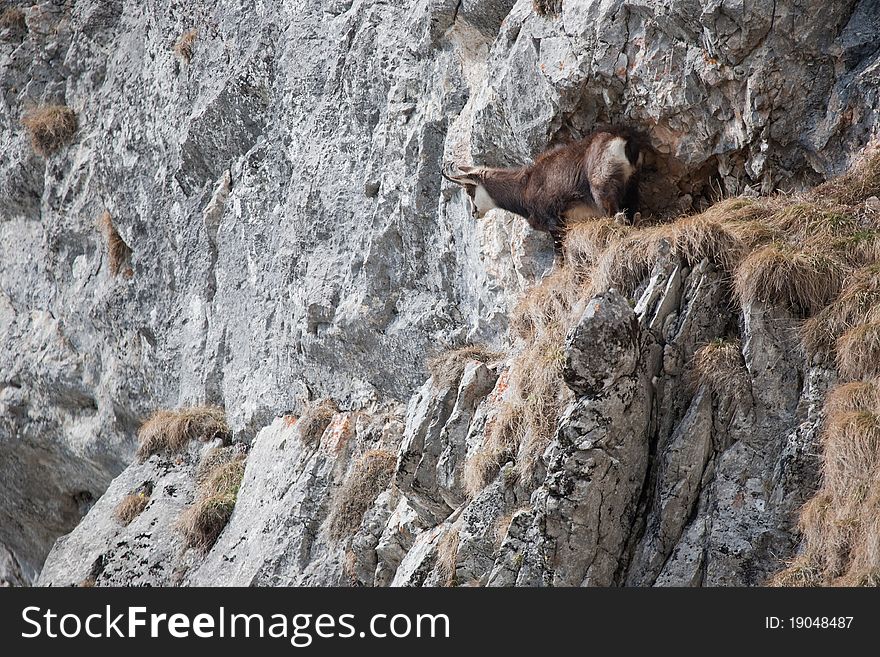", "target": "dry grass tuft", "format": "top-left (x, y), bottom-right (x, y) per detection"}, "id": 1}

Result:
top-left (693, 338), bottom-right (749, 400)
top-left (0, 7), bottom-right (26, 36)
top-left (814, 146), bottom-right (880, 206)
top-left (114, 492), bottom-right (150, 525)
top-left (328, 449), bottom-right (397, 540)
top-left (509, 266), bottom-right (580, 341)
top-left (297, 398), bottom-right (338, 446)
top-left (533, 0), bottom-right (562, 16)
top-left (771, 379), bottom-right (880, 586)
top-left (98, 210), bottom-right (132, 277)
top-left (723, 219), bottom-right (779, 249)
top-left (427, 344), bottom-right (504, 388)
top-left (465, 269), bottom-right (578, 496)
top-left (178, 456), bottom-right (246, 550)
top-left (564, 218), bottom-right (632, 279)
top-left (768, 201), bottom-right (857, 241)
top-left (492, 505), bottom-right (530, 552)
top-left (700, 196), bottom-right (775, 224)
top-left (835, 321), bottom-right (880, 381)
top-left (661, 215), bottom-right (745, 271)
top-left (825, 380), bottom-right (880, 416)
top-left (173, 28), bottom-right (198, 63)
top-left (801, 265), bottom-right (880, 355)
top-left (590, 215), bottom-right (743, 296)
top-left (734, 244), bottom-right (844, 316)
top-left (21, 104), bottom-right (77, 156)
top-left (435, 527), bottom-right (460, 587)
top-left (136, 406), bottom-right (229, 461)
